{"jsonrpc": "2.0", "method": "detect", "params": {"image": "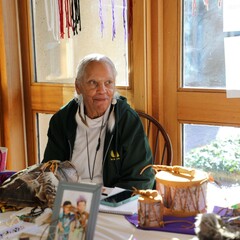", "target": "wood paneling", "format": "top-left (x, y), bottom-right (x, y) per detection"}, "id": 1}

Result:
top-left (31, 84), bottom-right (74, 112)
top-left (0, 0), bottom-right (26, 170)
